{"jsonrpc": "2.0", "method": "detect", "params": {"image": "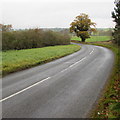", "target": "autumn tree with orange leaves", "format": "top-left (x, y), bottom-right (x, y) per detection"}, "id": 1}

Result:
top-left (70, 13), bottom-right (96, 42)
